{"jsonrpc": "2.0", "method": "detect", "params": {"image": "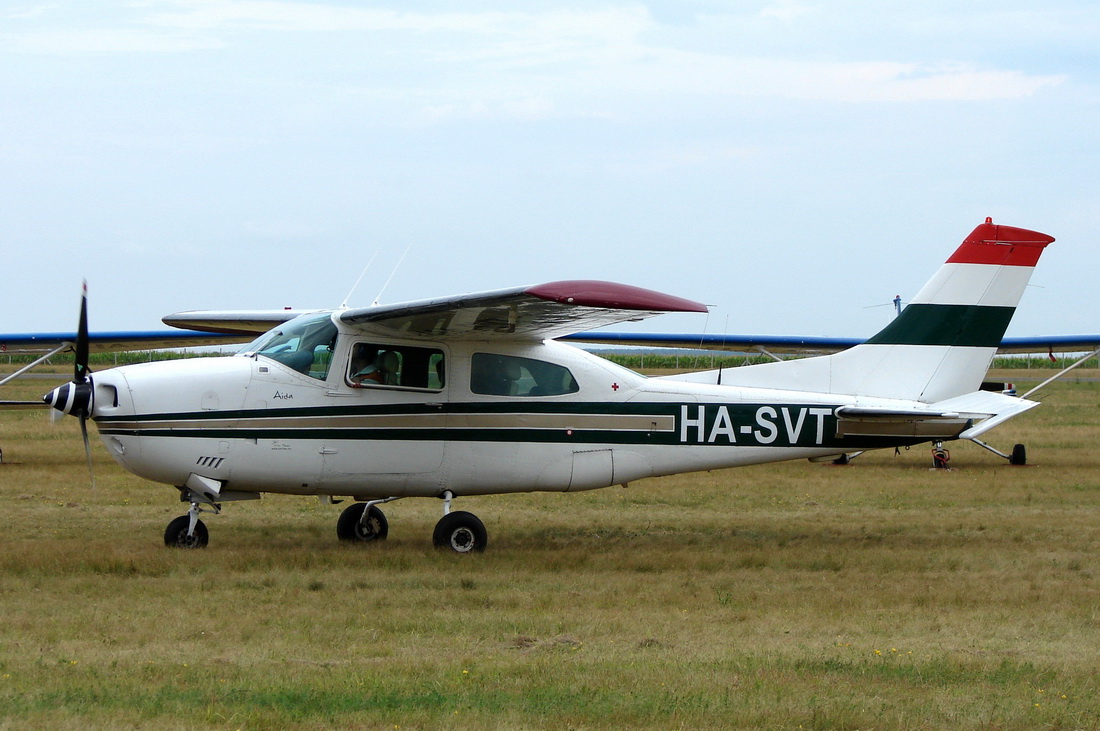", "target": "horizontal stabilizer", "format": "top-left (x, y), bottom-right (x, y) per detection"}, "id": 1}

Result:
top-left (835, 404), bottom-right (972, 439)
top-left (836, 393), bottom-right (1034, 439)
top-left (944, 390), bottom-right (1041, 439)
top-left (834, 391), bottom-right (1038, 440)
